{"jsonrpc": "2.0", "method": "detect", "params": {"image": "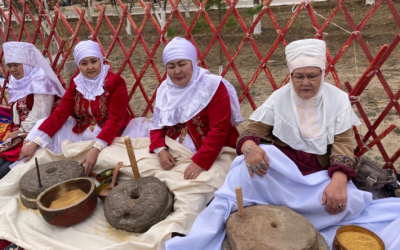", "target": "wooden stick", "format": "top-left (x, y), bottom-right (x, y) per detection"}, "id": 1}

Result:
top-left (235, 187), bottom-right (244, 217)
top-left (35, 157), bottom-right (42, 188)
top-left (124, 135), bottom-right (141, 180)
